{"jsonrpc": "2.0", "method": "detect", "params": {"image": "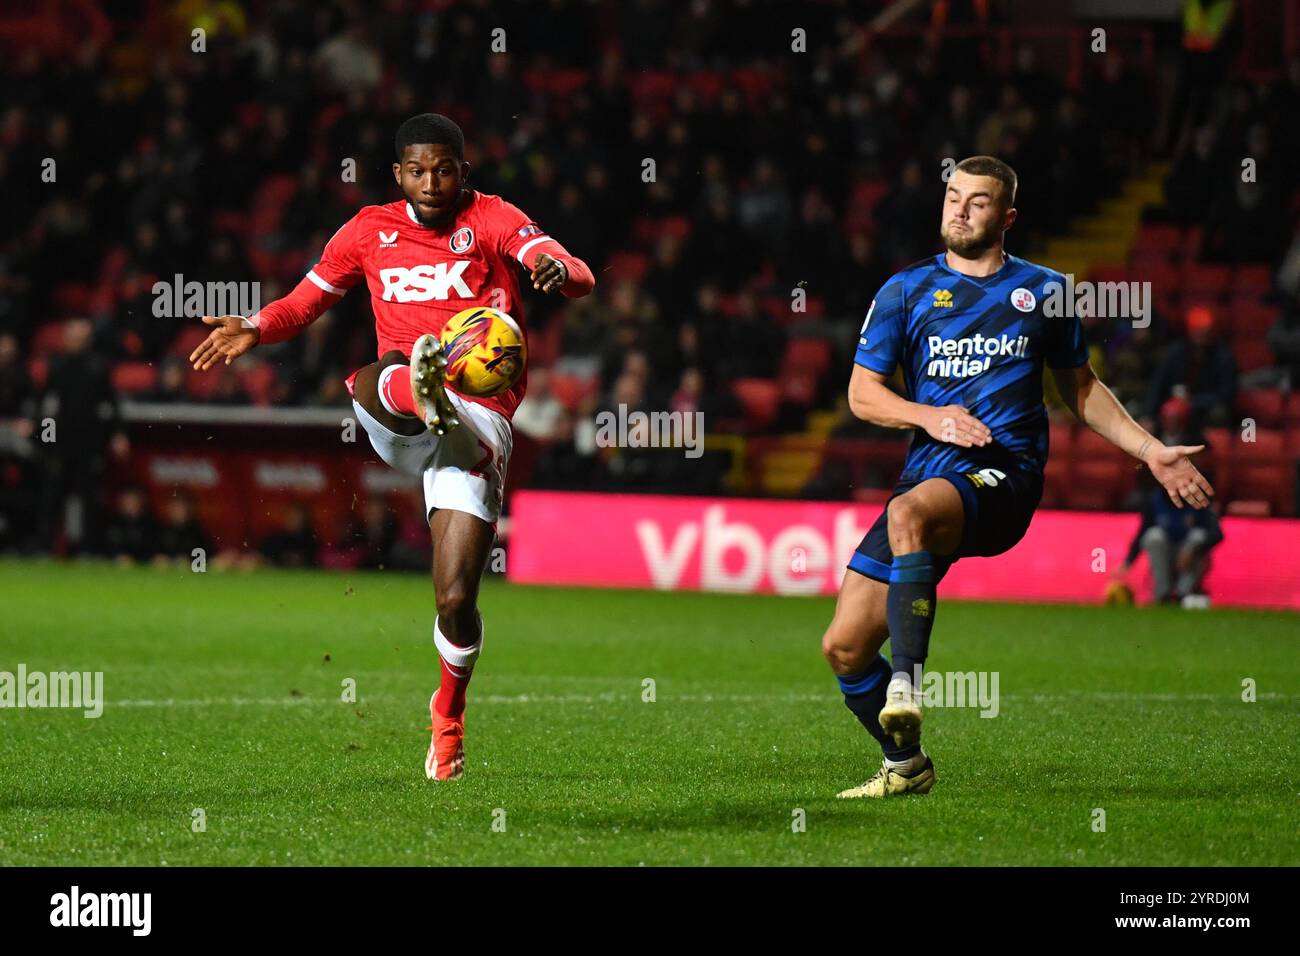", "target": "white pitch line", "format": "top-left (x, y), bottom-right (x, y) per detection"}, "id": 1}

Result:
top-left (108, 691), bottom-right (1296, 708)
